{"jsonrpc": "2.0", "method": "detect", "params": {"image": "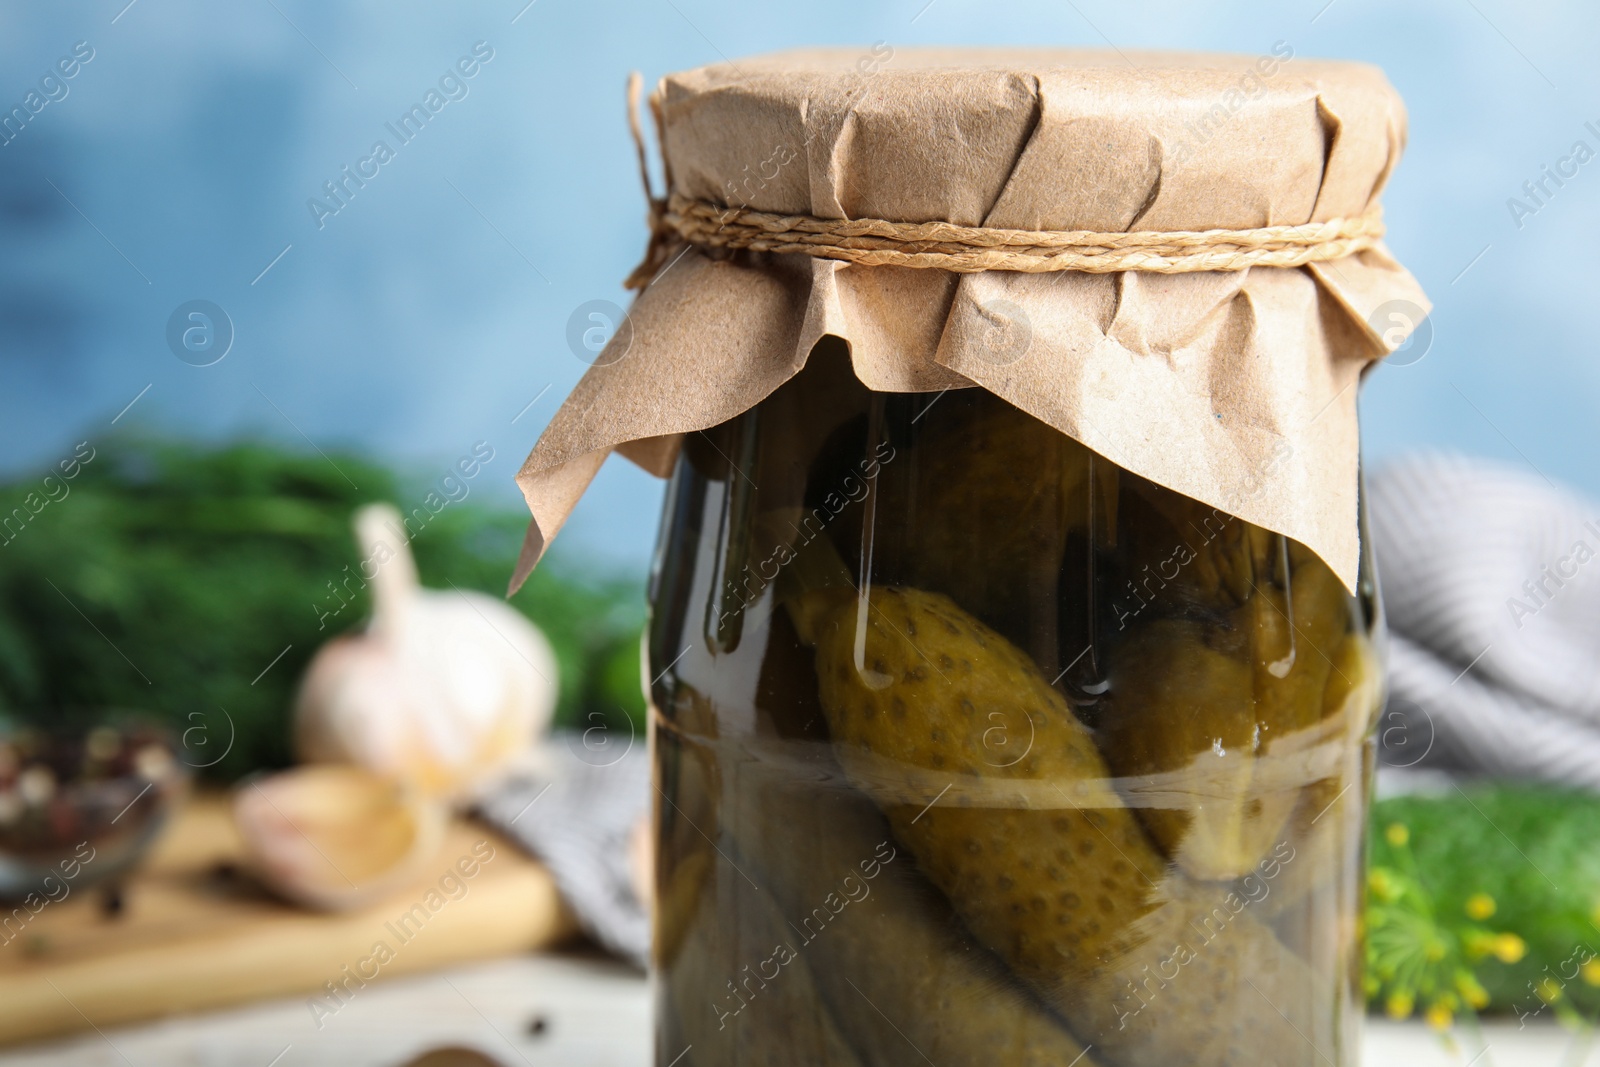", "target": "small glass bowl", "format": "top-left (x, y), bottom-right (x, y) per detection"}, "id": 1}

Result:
top-left (0, 717), bottom-right (189, 902)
